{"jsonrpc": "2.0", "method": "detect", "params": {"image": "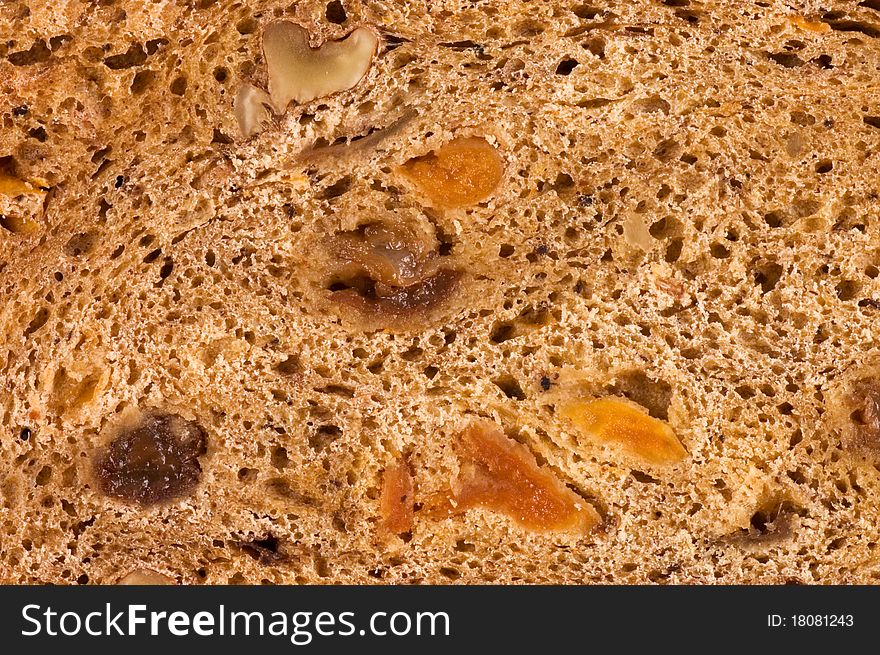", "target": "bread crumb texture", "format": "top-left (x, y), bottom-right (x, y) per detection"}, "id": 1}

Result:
top-left (3, 0), bottom-right (880, 585)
